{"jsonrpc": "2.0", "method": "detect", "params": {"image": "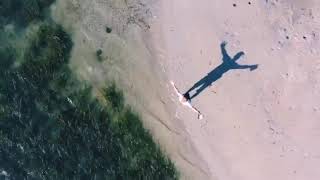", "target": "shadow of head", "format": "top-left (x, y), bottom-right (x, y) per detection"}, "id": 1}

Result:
top-left (220, 41), bottom-right (245, 62)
